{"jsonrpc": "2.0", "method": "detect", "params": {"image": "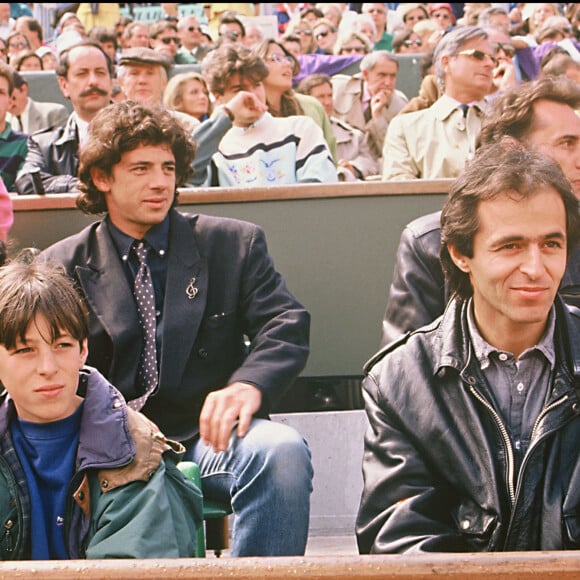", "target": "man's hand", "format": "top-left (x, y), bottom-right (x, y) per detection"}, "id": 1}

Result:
top-left (370, 90), bottom-right (392, 119)
top-left (226, 91), bottom-right (268, 127)
top-left (199, 381), bottom-right (263, 452)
